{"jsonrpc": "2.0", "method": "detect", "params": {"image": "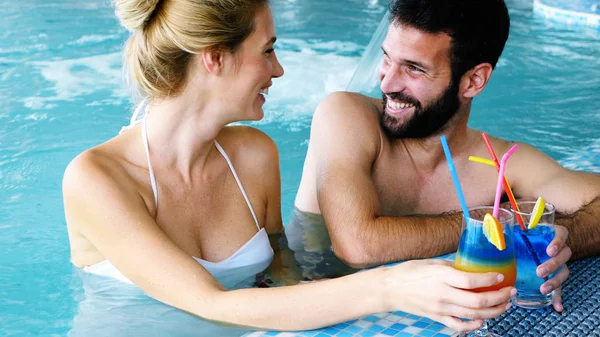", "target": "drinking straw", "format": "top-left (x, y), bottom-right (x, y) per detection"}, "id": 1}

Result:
top-left (469, 155), bottom-right (525, 230)
top-left (440, 136), bottom-right (469, 219)
top-left (493, 144), bottom-right (519, 217)
top-left (468, 156), bottom-right (495, 167)
top-left (481, 133), bottom-right (527, 231)
top-left (481, 134), bottom-right (546, 277)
